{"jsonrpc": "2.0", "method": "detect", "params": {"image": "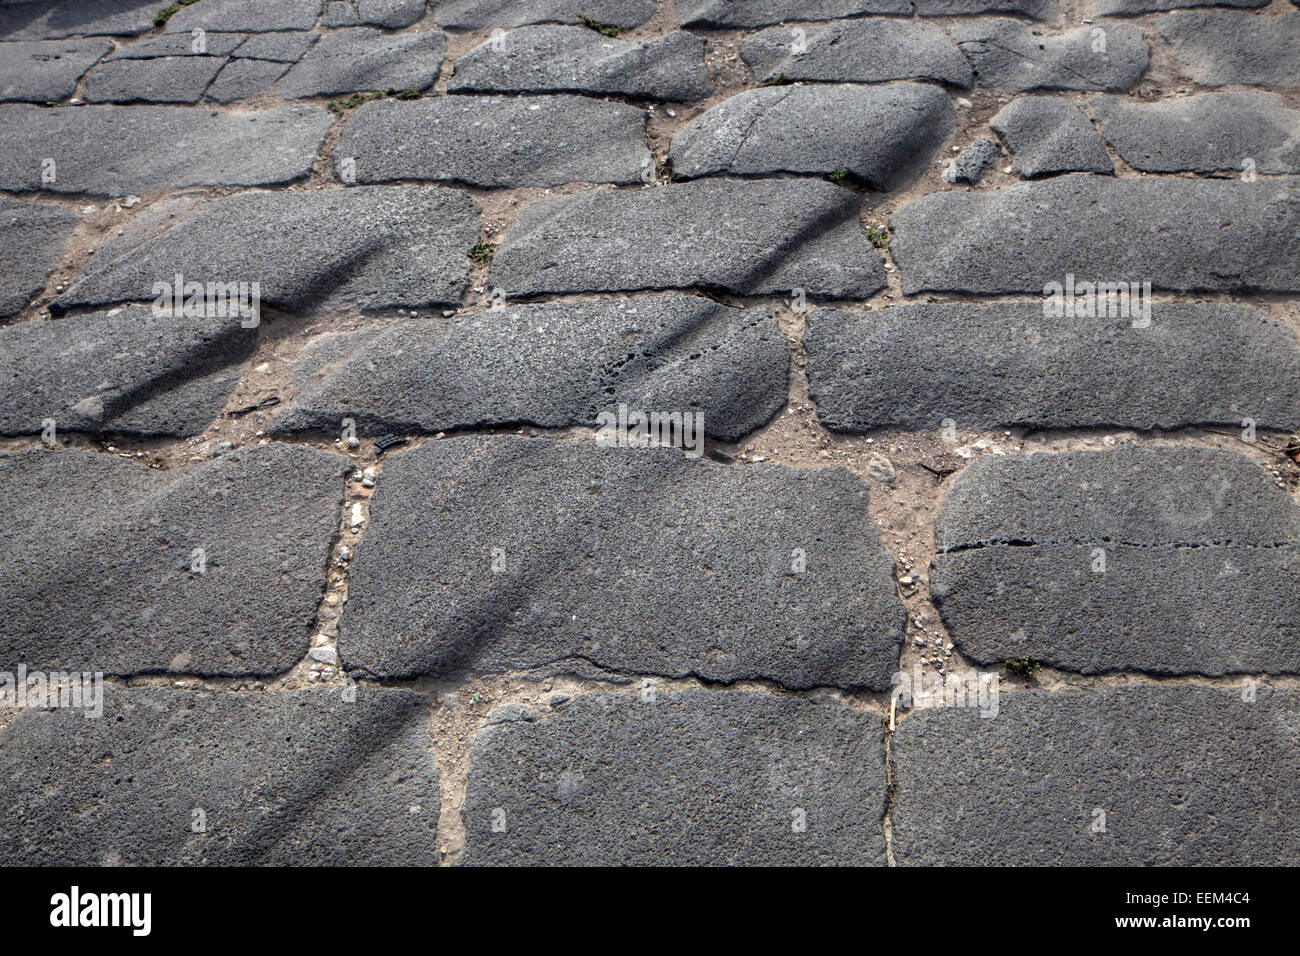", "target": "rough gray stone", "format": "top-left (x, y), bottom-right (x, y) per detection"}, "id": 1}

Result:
top-left (234, 32), bottom-right (317, 62)
top-left (462, 690), bottom-right (888, 865)
top-left (278, 26), bottom-right (444, 98)
top-left (914, 0), bottom-right (1055, 11)
top-left (1155, 10), bottom-right (1299, 87)
top-left (0, 38), bottom-right (112, 101)
top-left (322, 0), bottom-right (360, 26)
top-left (106, 31), bottom-right (246, 59)
top-left (889, 174), bottom-right (1300, 294)
top-left (1092, 0), bottom-right (1266, 14)
top-left (434, 0), bottom-right (655, 28)
top-left (0, 688), bottom-right (439, 865)
top-left (679, 0), bottom-right (1055, 24)
top-left (82, 54), bottom-right (227, 103)
top-left (944, 138), bottom-right (999, 184)
top-left (670, 83), bottom-right (952, 188)
top-left (0, 443), bottom-right (344, 675)
top-left (0, 197), bottom-right (76, 318)
top-left (206, 57), bottom-right (290, 102)
top-left (165, 0), bottom-right (324, 33)
top-left (0, 0), bottom-right (155, 40)
top-left (491, 178), bottom-right (885, 298)
top-left (359, 0), bottom-right (427, 27)
top-left (990, 96), bottom-right (1112, 177)
top-left (953, 19), bottom-right (1148, 92)
top-left (341, 436), bottom-right (906, 689)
